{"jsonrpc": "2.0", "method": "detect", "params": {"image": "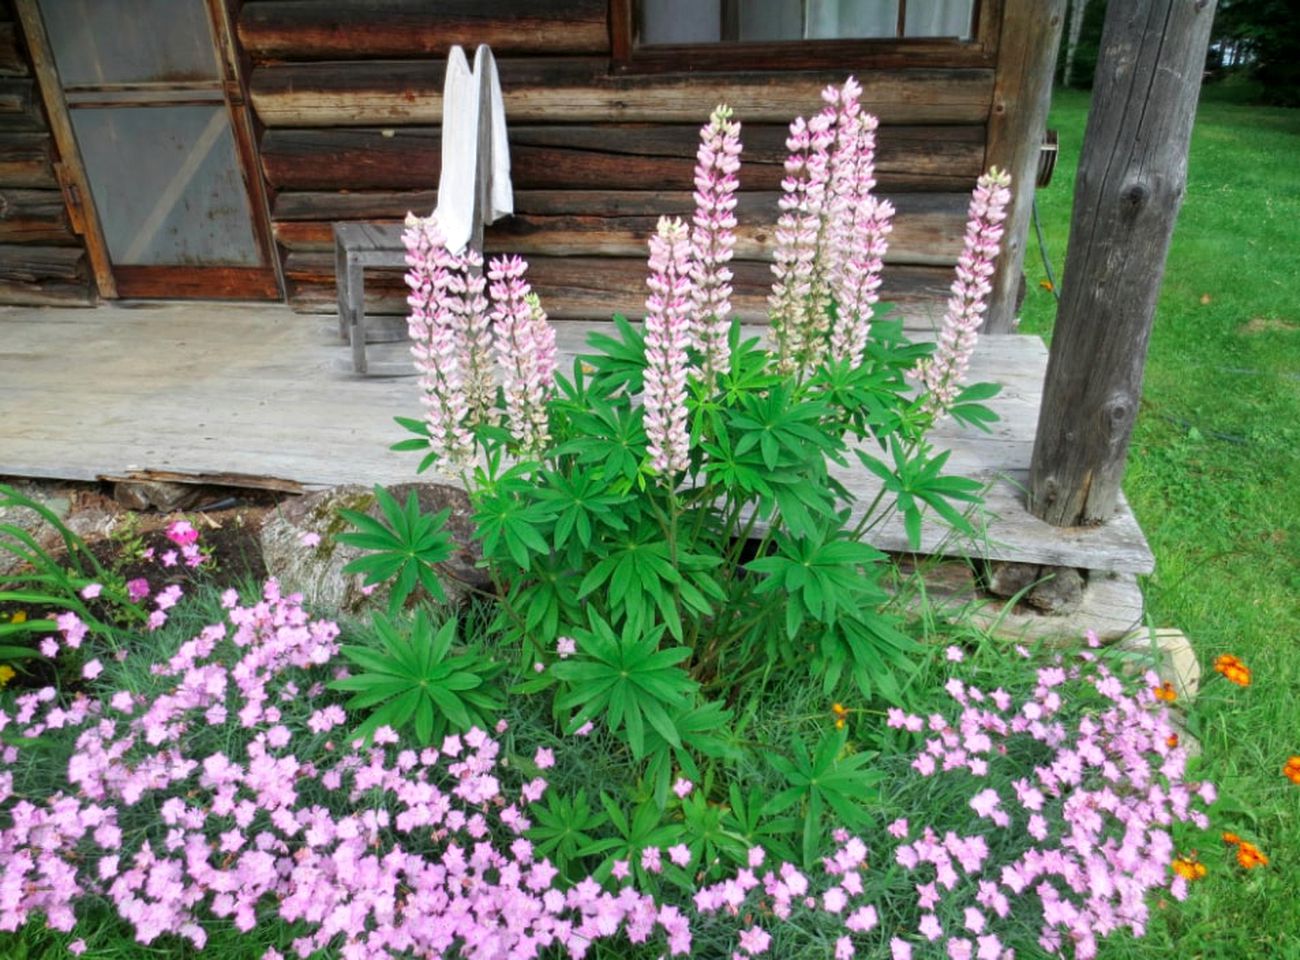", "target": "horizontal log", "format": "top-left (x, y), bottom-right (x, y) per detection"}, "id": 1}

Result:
top-left (0, 276), bottom-right (94, 305)
top-left (0, 77), bottom-right (41, 130)
top-left (0, 243), bottom-right (86, 281)
top-left (0, 21), bottom-right (27, 77)
top-left (250, 60), bottom-right (995, 127)
top-left (238, 0), bottom-right (609, 60)
top-left (259, 124), bottom-right (985, 192)
top-left (0, 132), bottom-right (55, 187)
top-left (274, 189), bottom-right (438, 221)
top-left (0, 188), bottom-right (76, 243)
top-left (283, 252), bottom-right (953, 320)
top-left (272, 192), bottom-right (969, 265)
